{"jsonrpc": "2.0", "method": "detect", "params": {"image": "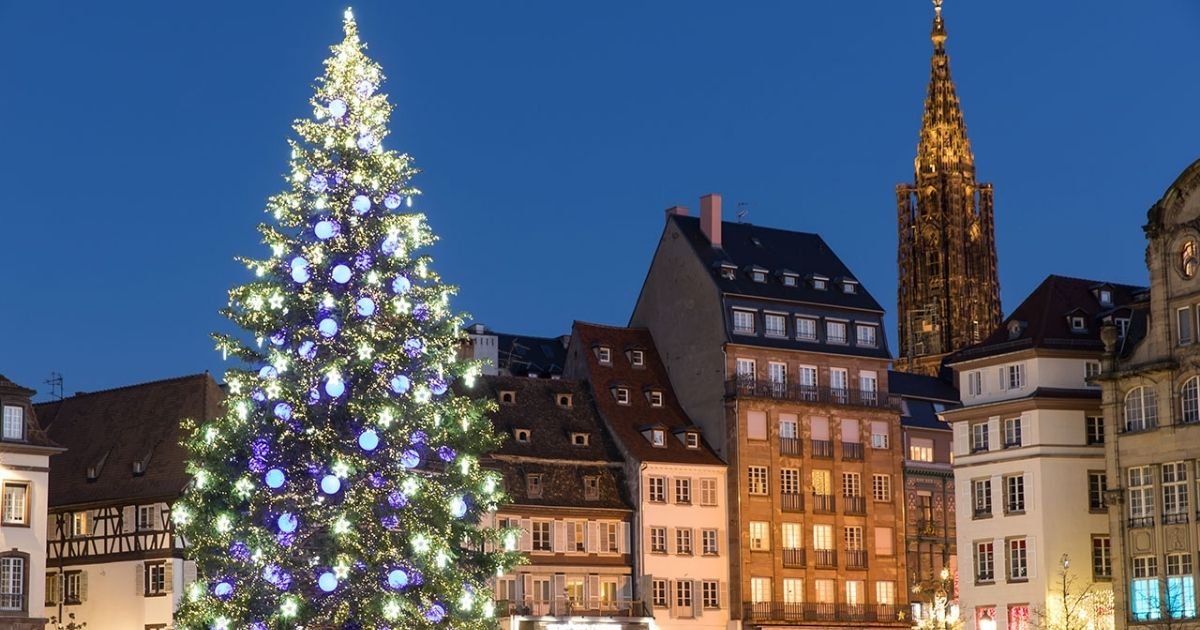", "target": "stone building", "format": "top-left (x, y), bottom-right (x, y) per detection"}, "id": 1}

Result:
top-left (565, 322), bottom-right (731, 630)
top-left (34, 373), bottom-right (222, 630)
top-left (478, 375), bottom-right (654, 630)
top-left (0, 376), bottom-right (62, 630)
top-left (895, 0), bottom-right (1002, 376)
top-left (632, 195), bottom-right (909, 629)
top-left (947, 276), bottom-right (1139, 630)
top-left (1098, 158), bottom-right (1200, 628)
